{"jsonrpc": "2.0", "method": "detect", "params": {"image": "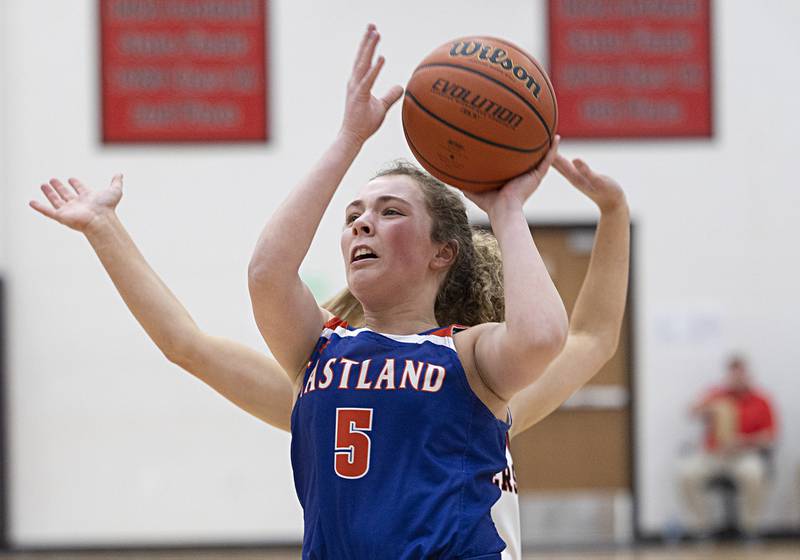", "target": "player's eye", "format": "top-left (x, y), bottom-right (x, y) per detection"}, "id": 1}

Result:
top-left (383, 208), bottom-right (402, 216)
top-left (346, 213), bottom-right (360, 225)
